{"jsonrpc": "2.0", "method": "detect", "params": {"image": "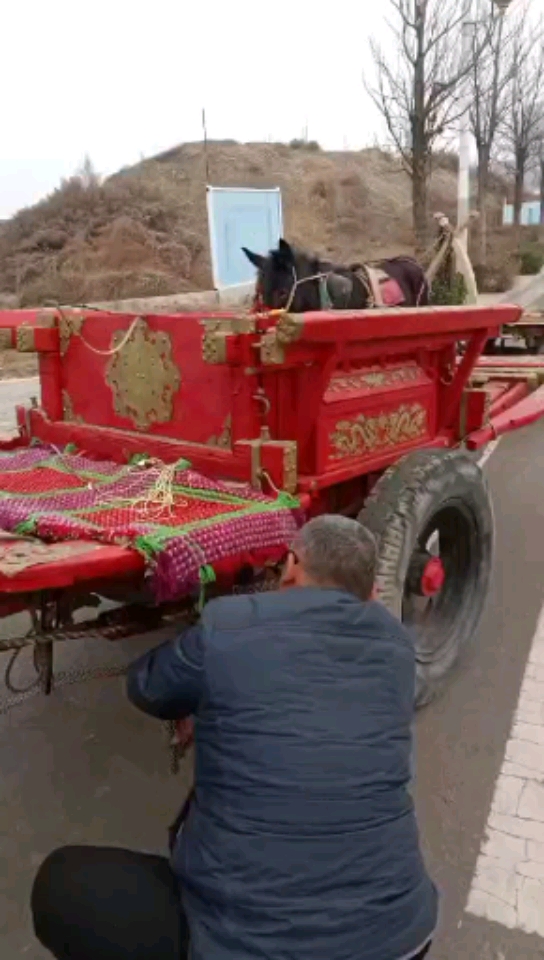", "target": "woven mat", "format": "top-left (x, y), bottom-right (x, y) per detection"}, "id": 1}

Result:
top-left (0, 446), bottom-right (301, 600)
